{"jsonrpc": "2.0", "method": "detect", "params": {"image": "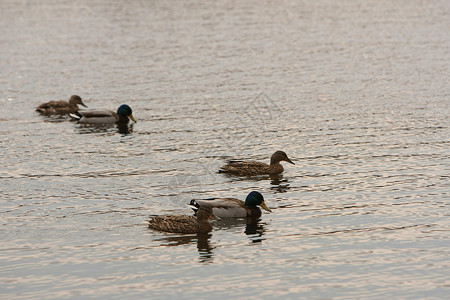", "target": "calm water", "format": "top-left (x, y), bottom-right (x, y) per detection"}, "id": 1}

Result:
top-left (1, 0), bottom-right (449, 299)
